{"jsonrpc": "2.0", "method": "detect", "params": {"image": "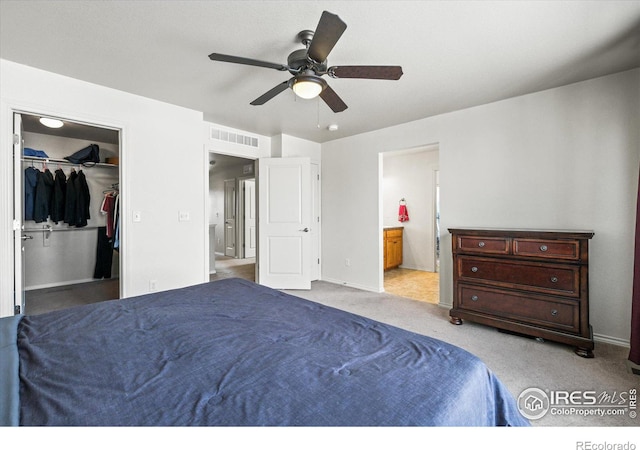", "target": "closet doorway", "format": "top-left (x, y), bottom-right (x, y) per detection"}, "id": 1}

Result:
top-left (14, 112), bottom-right (121, 315)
